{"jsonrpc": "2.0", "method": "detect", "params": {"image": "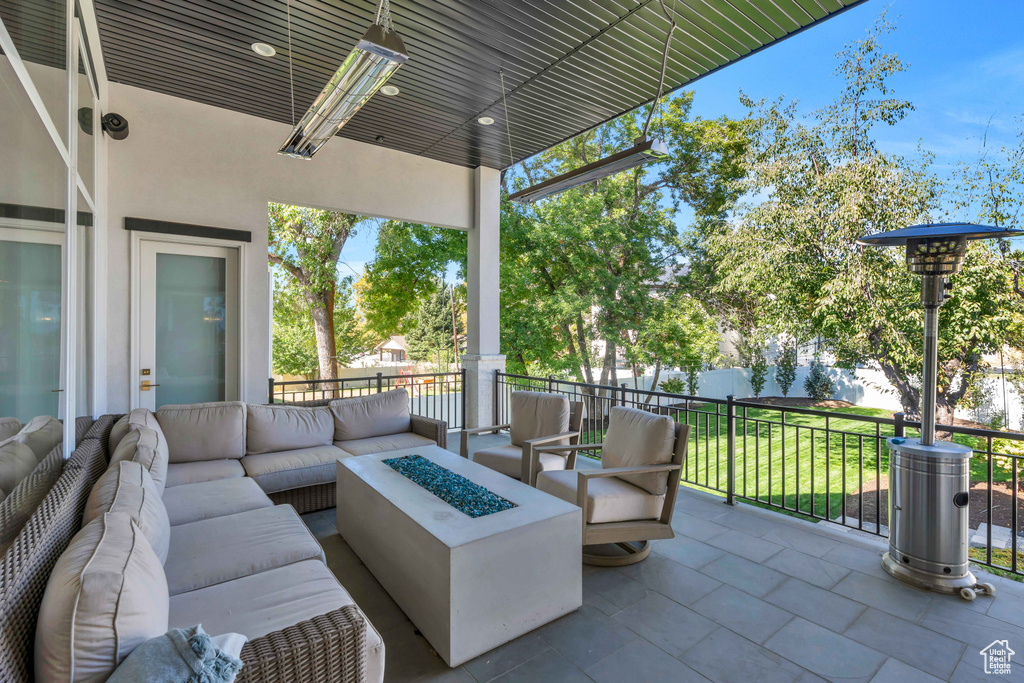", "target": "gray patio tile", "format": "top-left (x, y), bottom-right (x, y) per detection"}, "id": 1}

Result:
top-left (464, 633), bottom-right (550, 683)
top-left (679, 627), bottom-right (807, 683)
top-left (652, 535), bottom-right (726, 569)
top-left (490, 649), bottom-right (593, 683)
top-left (585, 639), bottom-right (708, 683)
top-left (698, 553), bottom-right (788, 597)
top-left (611, 592), bottom-right (719, 656)
top-left (948, 646), bottom-right (1006, 683)
top-left (330, 562), bottom-right (409, 633)
top-left (706, 528), bottom-right (785, 563)
top-left (918, 598), bottom-right (1024, 650)
top-left (675, 494), bottom-right (733, 521)
top-left (987, 591), bottom-right (1024, 628)
top-left (582, 587), bottom-right (622, 616)
top-left (764, 548), bottom-right (852, 589)
top-left (690, 584), bottom-right (795, 644)
top-left (672, 511), bottom-right (731, 542)
top-left (761, 526), bottom-right (840, 558)
top-left (821, 543), bottom-right (890, 580)
top-left (583, 567), bottom-right (648, 609)
top-left (616, 554), bottom-right (722, 607)
top-left (869, 658), bottom-right (944, 683)
top-left (537, 605), bottom-right (637, 669)
top-left (715, 507), bottom-right (783, 536)
top-left (763, 618), bottom-right (886, 682)
top-left (843, 608), bottom-right (965, 679)
top-left (382, 621), bottom-right (455, 683)
top-left (418, 667), bottom-right (477, 682)
top-left (764, 578), bottom-right (865, 633)
top-left (831, 571), bottom-right (933, 621)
